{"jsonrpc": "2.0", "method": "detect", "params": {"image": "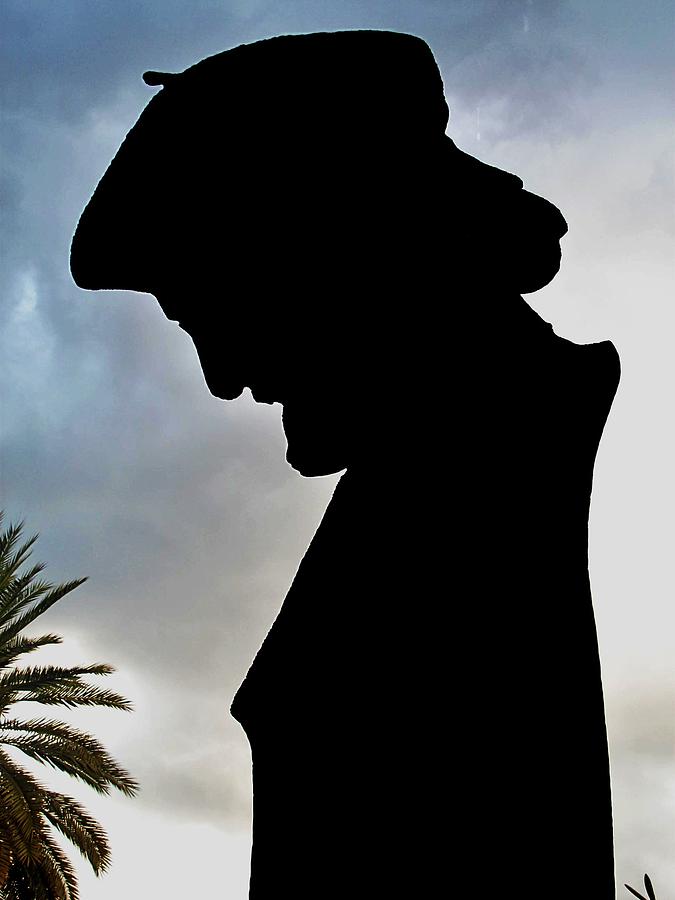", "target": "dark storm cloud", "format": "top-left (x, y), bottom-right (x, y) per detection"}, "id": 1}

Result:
top-left (1, 0), bottom-right (593, 136)
top-left (1, 0), bottom-right (243, 122)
